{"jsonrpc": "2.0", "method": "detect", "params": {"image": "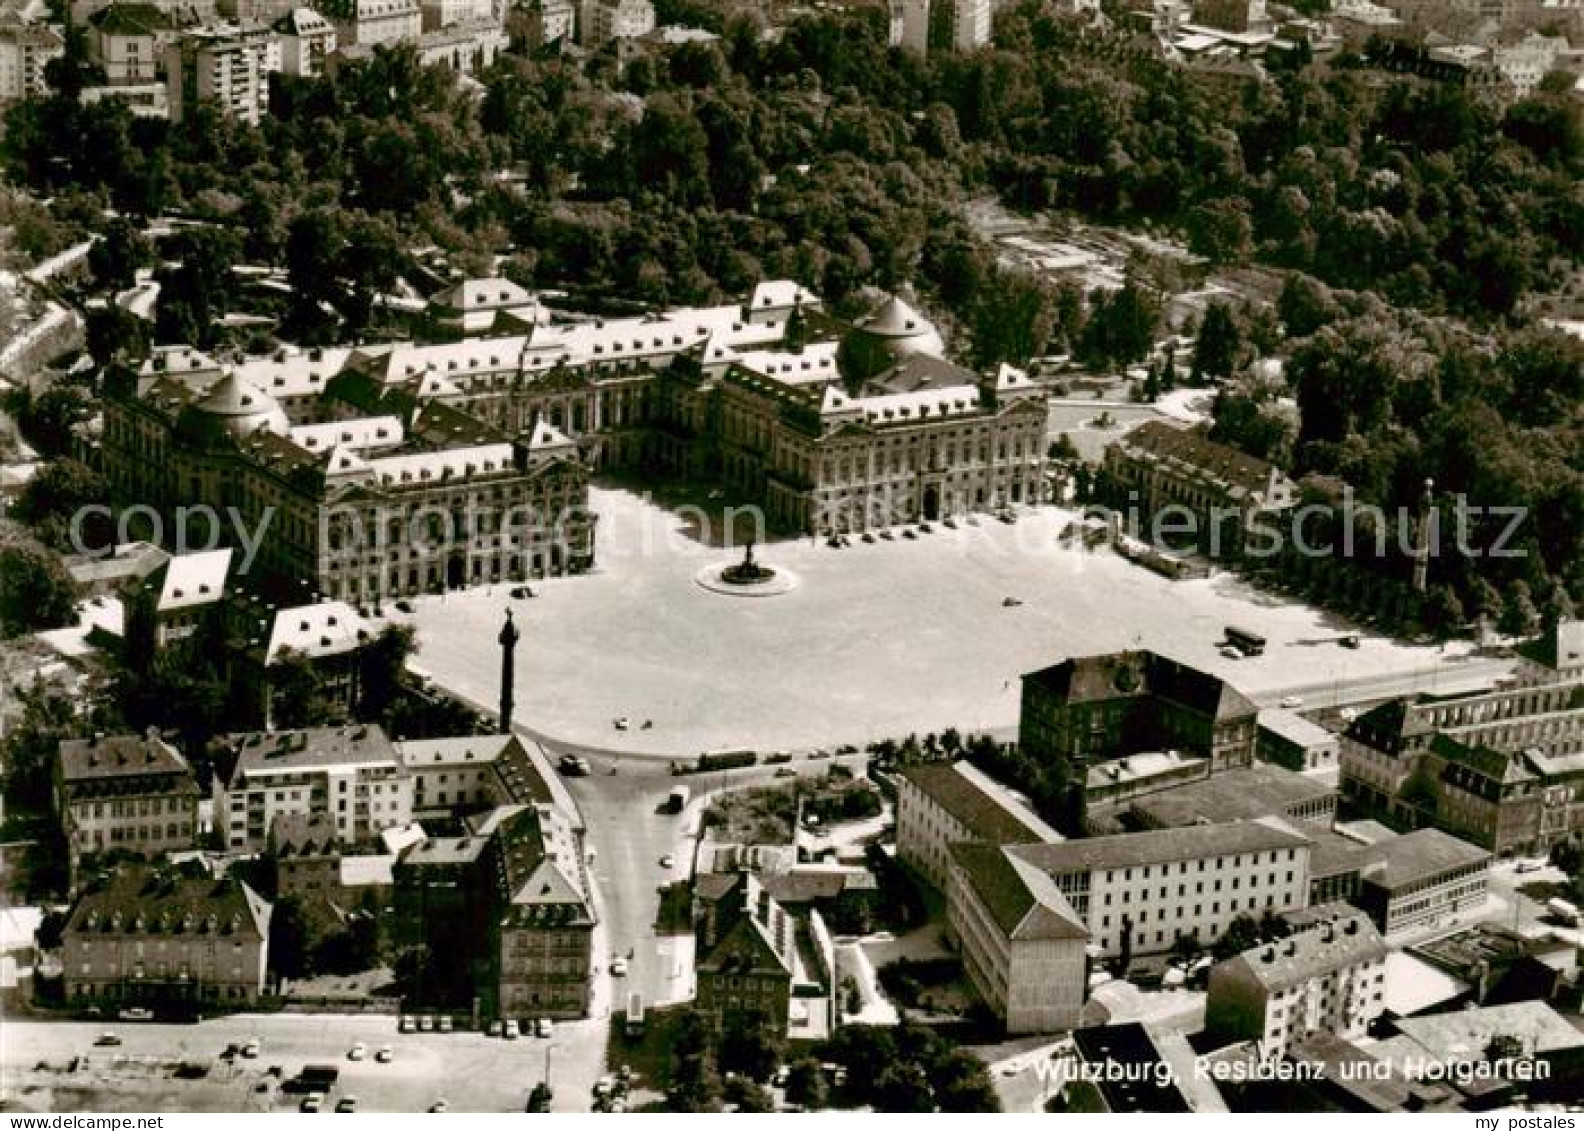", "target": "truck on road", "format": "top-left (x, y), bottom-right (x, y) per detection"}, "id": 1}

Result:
top-left (665, 786), bottom-right (690, 814)
top-left (625, 992), bottom-right (644, 1038)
